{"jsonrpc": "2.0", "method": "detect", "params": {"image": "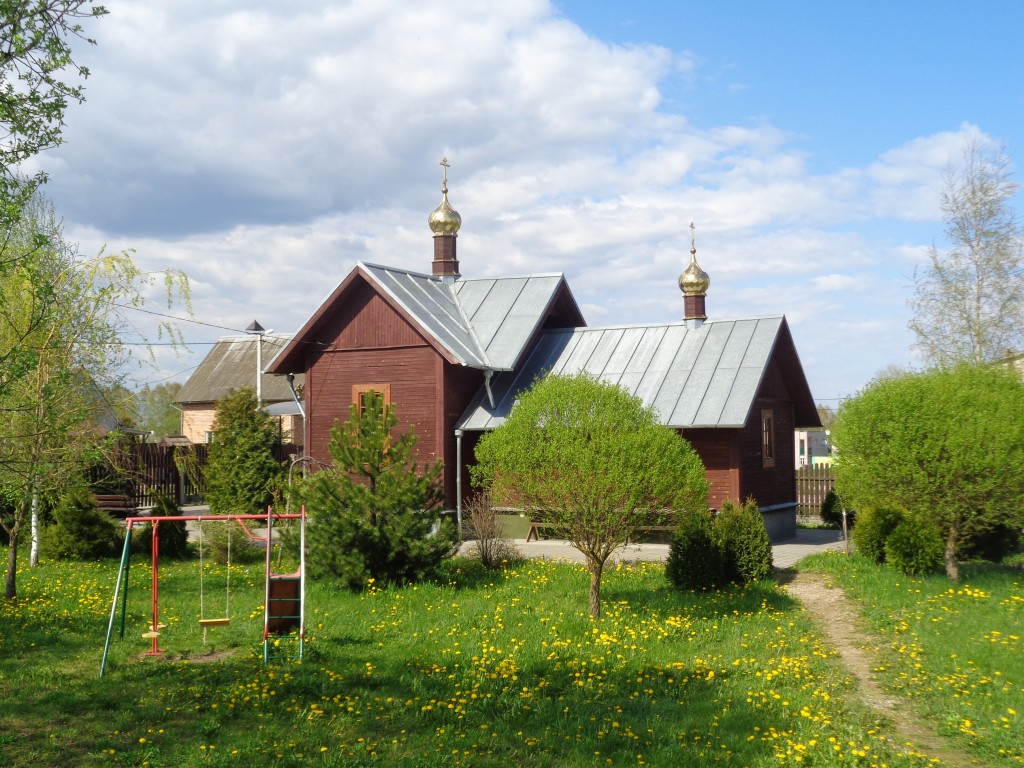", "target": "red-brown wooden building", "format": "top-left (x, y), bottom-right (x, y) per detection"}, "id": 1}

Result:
top-left (267, 173), bottom-right (820, 540)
